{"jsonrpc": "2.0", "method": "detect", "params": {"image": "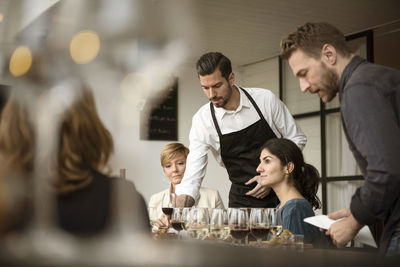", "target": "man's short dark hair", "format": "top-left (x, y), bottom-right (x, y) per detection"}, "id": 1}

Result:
top-left (280, 22), bottom-right (352, 60)
top-left (196, 52), bottom-right (232, 81)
